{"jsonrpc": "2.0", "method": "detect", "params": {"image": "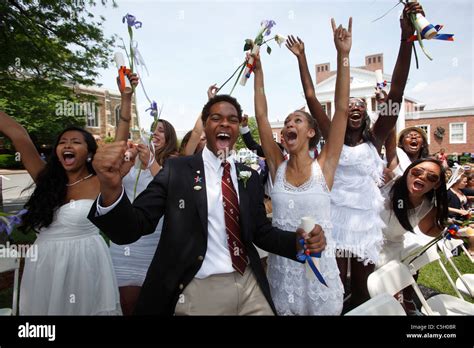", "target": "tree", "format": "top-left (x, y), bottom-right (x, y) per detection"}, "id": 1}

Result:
top-left (235, 116), bottom-right (261, 151)
top-left (0, 0), bottom-right (117, 147)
